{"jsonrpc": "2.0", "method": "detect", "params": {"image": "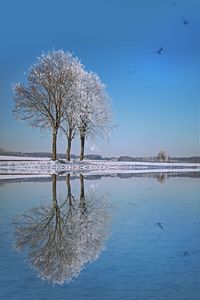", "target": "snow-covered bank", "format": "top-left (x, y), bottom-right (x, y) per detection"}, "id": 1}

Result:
top-left (0, 174), bottom-right (51, 180)
top-left (0, 156), bottom-right (199, 180)
top-left (0, 155), bottom-right (50, 161)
